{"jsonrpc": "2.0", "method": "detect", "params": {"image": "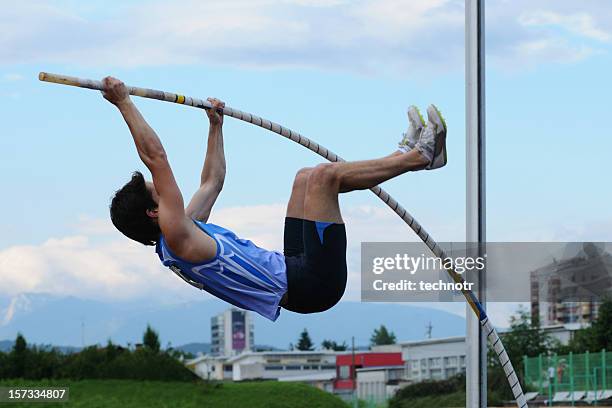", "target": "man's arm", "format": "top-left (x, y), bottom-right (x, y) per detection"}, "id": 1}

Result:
top-left (186, 98), bottom-right (226, 222)
top-left (102, 77), bottom-right (192, 247)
